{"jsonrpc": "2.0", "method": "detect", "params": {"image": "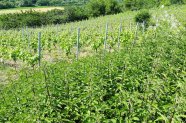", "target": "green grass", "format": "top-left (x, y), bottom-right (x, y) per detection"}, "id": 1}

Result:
top-left (0, 63), bottom-right (18, 85)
